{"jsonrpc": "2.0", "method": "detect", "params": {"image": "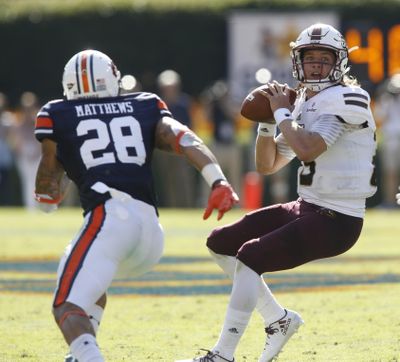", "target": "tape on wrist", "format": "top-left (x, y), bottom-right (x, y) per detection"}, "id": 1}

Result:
top-left (273, 108), bottom-right (293, 126)
top-left (201, 163), bottom-right (226, 188)
top-left (34, 193), bottom-right (60, 204)
top-left (257, 122), bottom-right (277, 137)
